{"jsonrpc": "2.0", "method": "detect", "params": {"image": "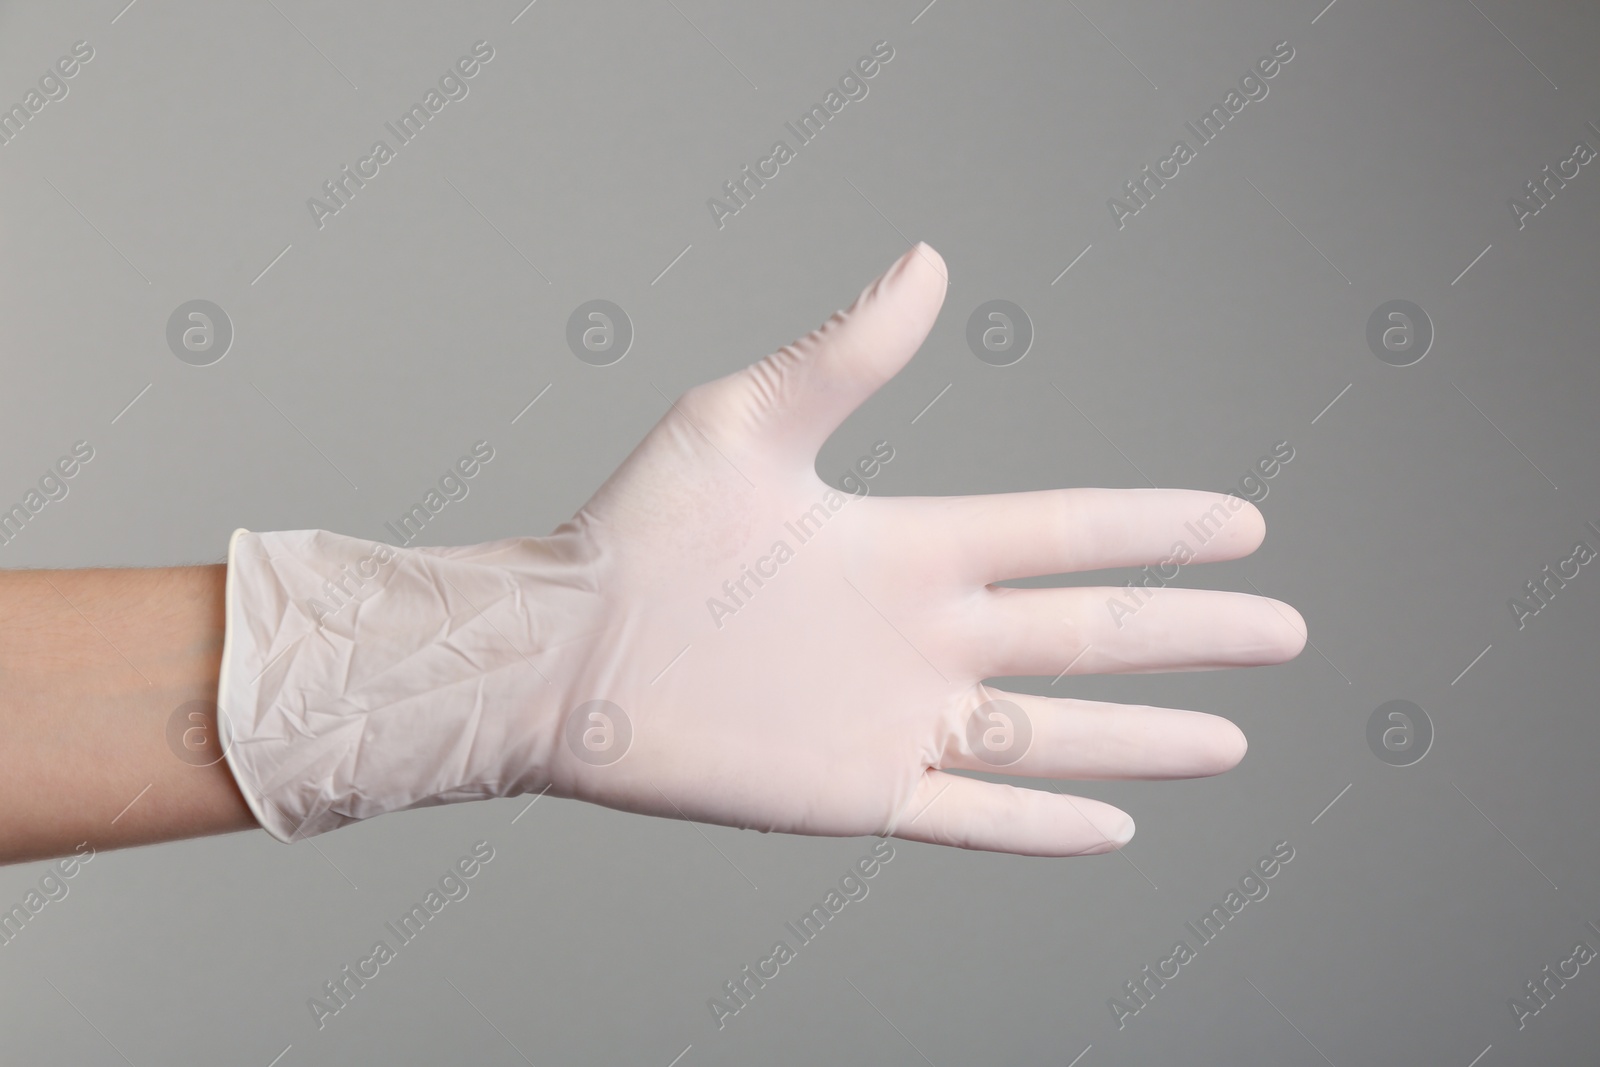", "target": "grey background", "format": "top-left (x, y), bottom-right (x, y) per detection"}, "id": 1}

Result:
top-left (1, 0), bottom-right (1597, 1063)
